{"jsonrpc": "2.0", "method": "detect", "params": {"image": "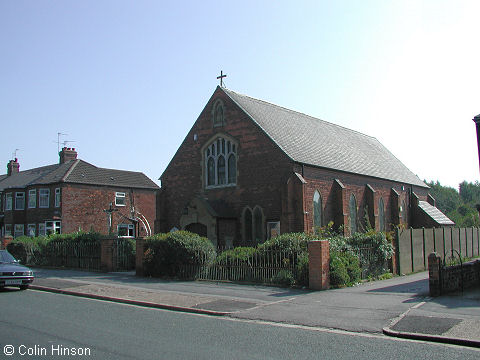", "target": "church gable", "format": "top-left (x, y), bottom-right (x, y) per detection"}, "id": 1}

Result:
top-left (159, 87), bottom-right (294, 238)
